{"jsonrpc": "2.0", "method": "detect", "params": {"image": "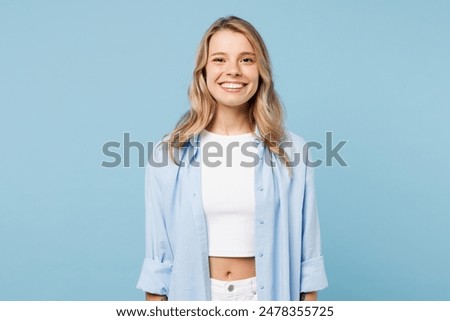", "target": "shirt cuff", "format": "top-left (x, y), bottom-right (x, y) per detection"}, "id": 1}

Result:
top-left (300, 256), bottom-right (328, 293)
top-left (136, 258), bottom-right (172, 296)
